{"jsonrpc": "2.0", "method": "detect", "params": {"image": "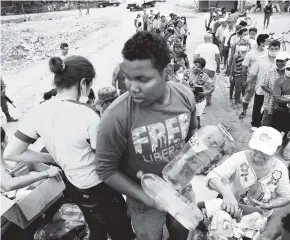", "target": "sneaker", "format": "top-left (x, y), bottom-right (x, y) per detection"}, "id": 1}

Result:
top-left (239, 112), bottom-right (246, 119)
top-left (251, 127), bottom-right (258, 132)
